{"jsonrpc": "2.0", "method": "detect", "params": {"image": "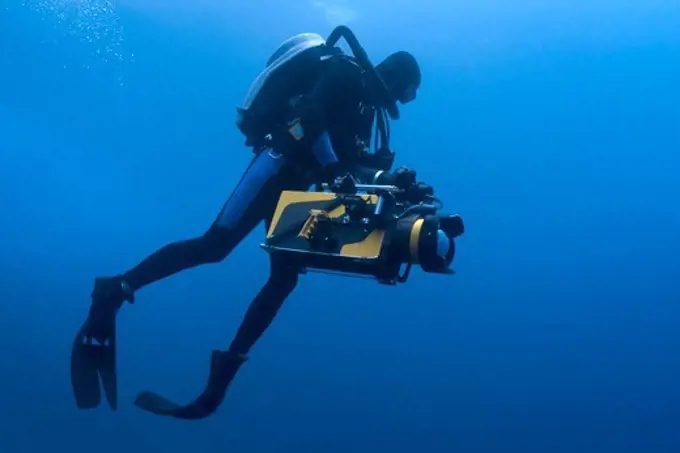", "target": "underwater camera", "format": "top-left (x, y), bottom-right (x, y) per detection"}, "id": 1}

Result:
top-left (262, 176), bottom-right (465, 284)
